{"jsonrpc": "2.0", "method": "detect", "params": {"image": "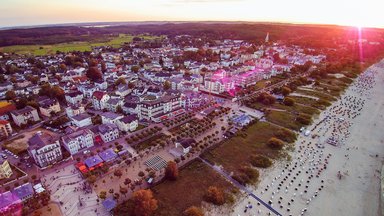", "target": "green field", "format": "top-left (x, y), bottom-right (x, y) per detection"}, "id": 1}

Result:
top-left (0, 34), bottom-right (161, 55)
